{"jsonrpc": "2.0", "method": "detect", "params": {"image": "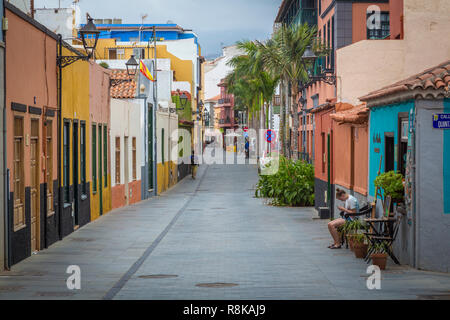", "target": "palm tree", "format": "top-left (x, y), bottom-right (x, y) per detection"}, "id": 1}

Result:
top-left (257, 23), bottom-right (328, 160)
